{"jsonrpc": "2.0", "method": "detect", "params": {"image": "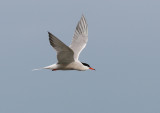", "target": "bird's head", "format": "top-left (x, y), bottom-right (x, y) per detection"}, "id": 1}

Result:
top-left (81, 62), bottom-right (95, 71)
